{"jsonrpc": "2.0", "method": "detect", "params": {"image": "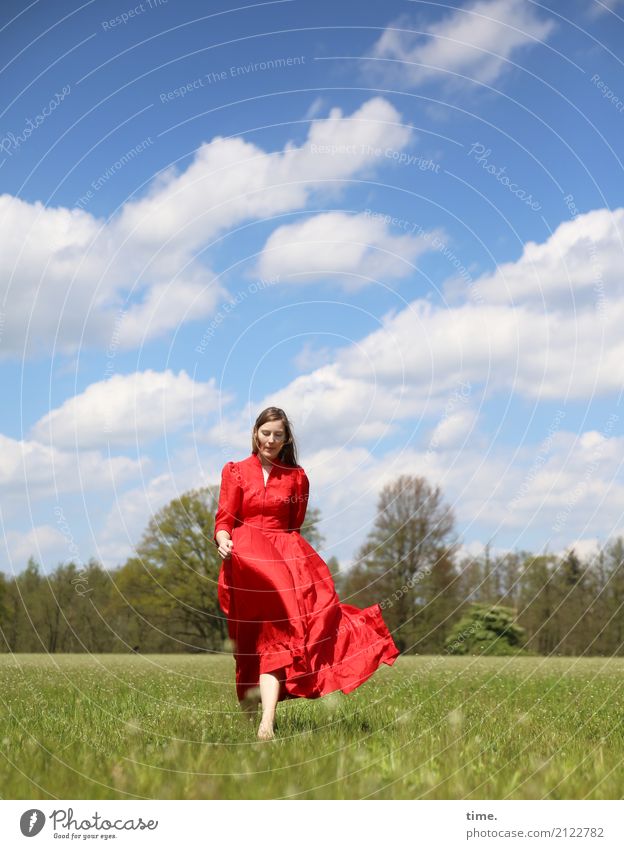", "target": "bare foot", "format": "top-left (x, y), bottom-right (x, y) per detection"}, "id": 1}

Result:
top-left (257, 717), bottom-right (275, 740)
